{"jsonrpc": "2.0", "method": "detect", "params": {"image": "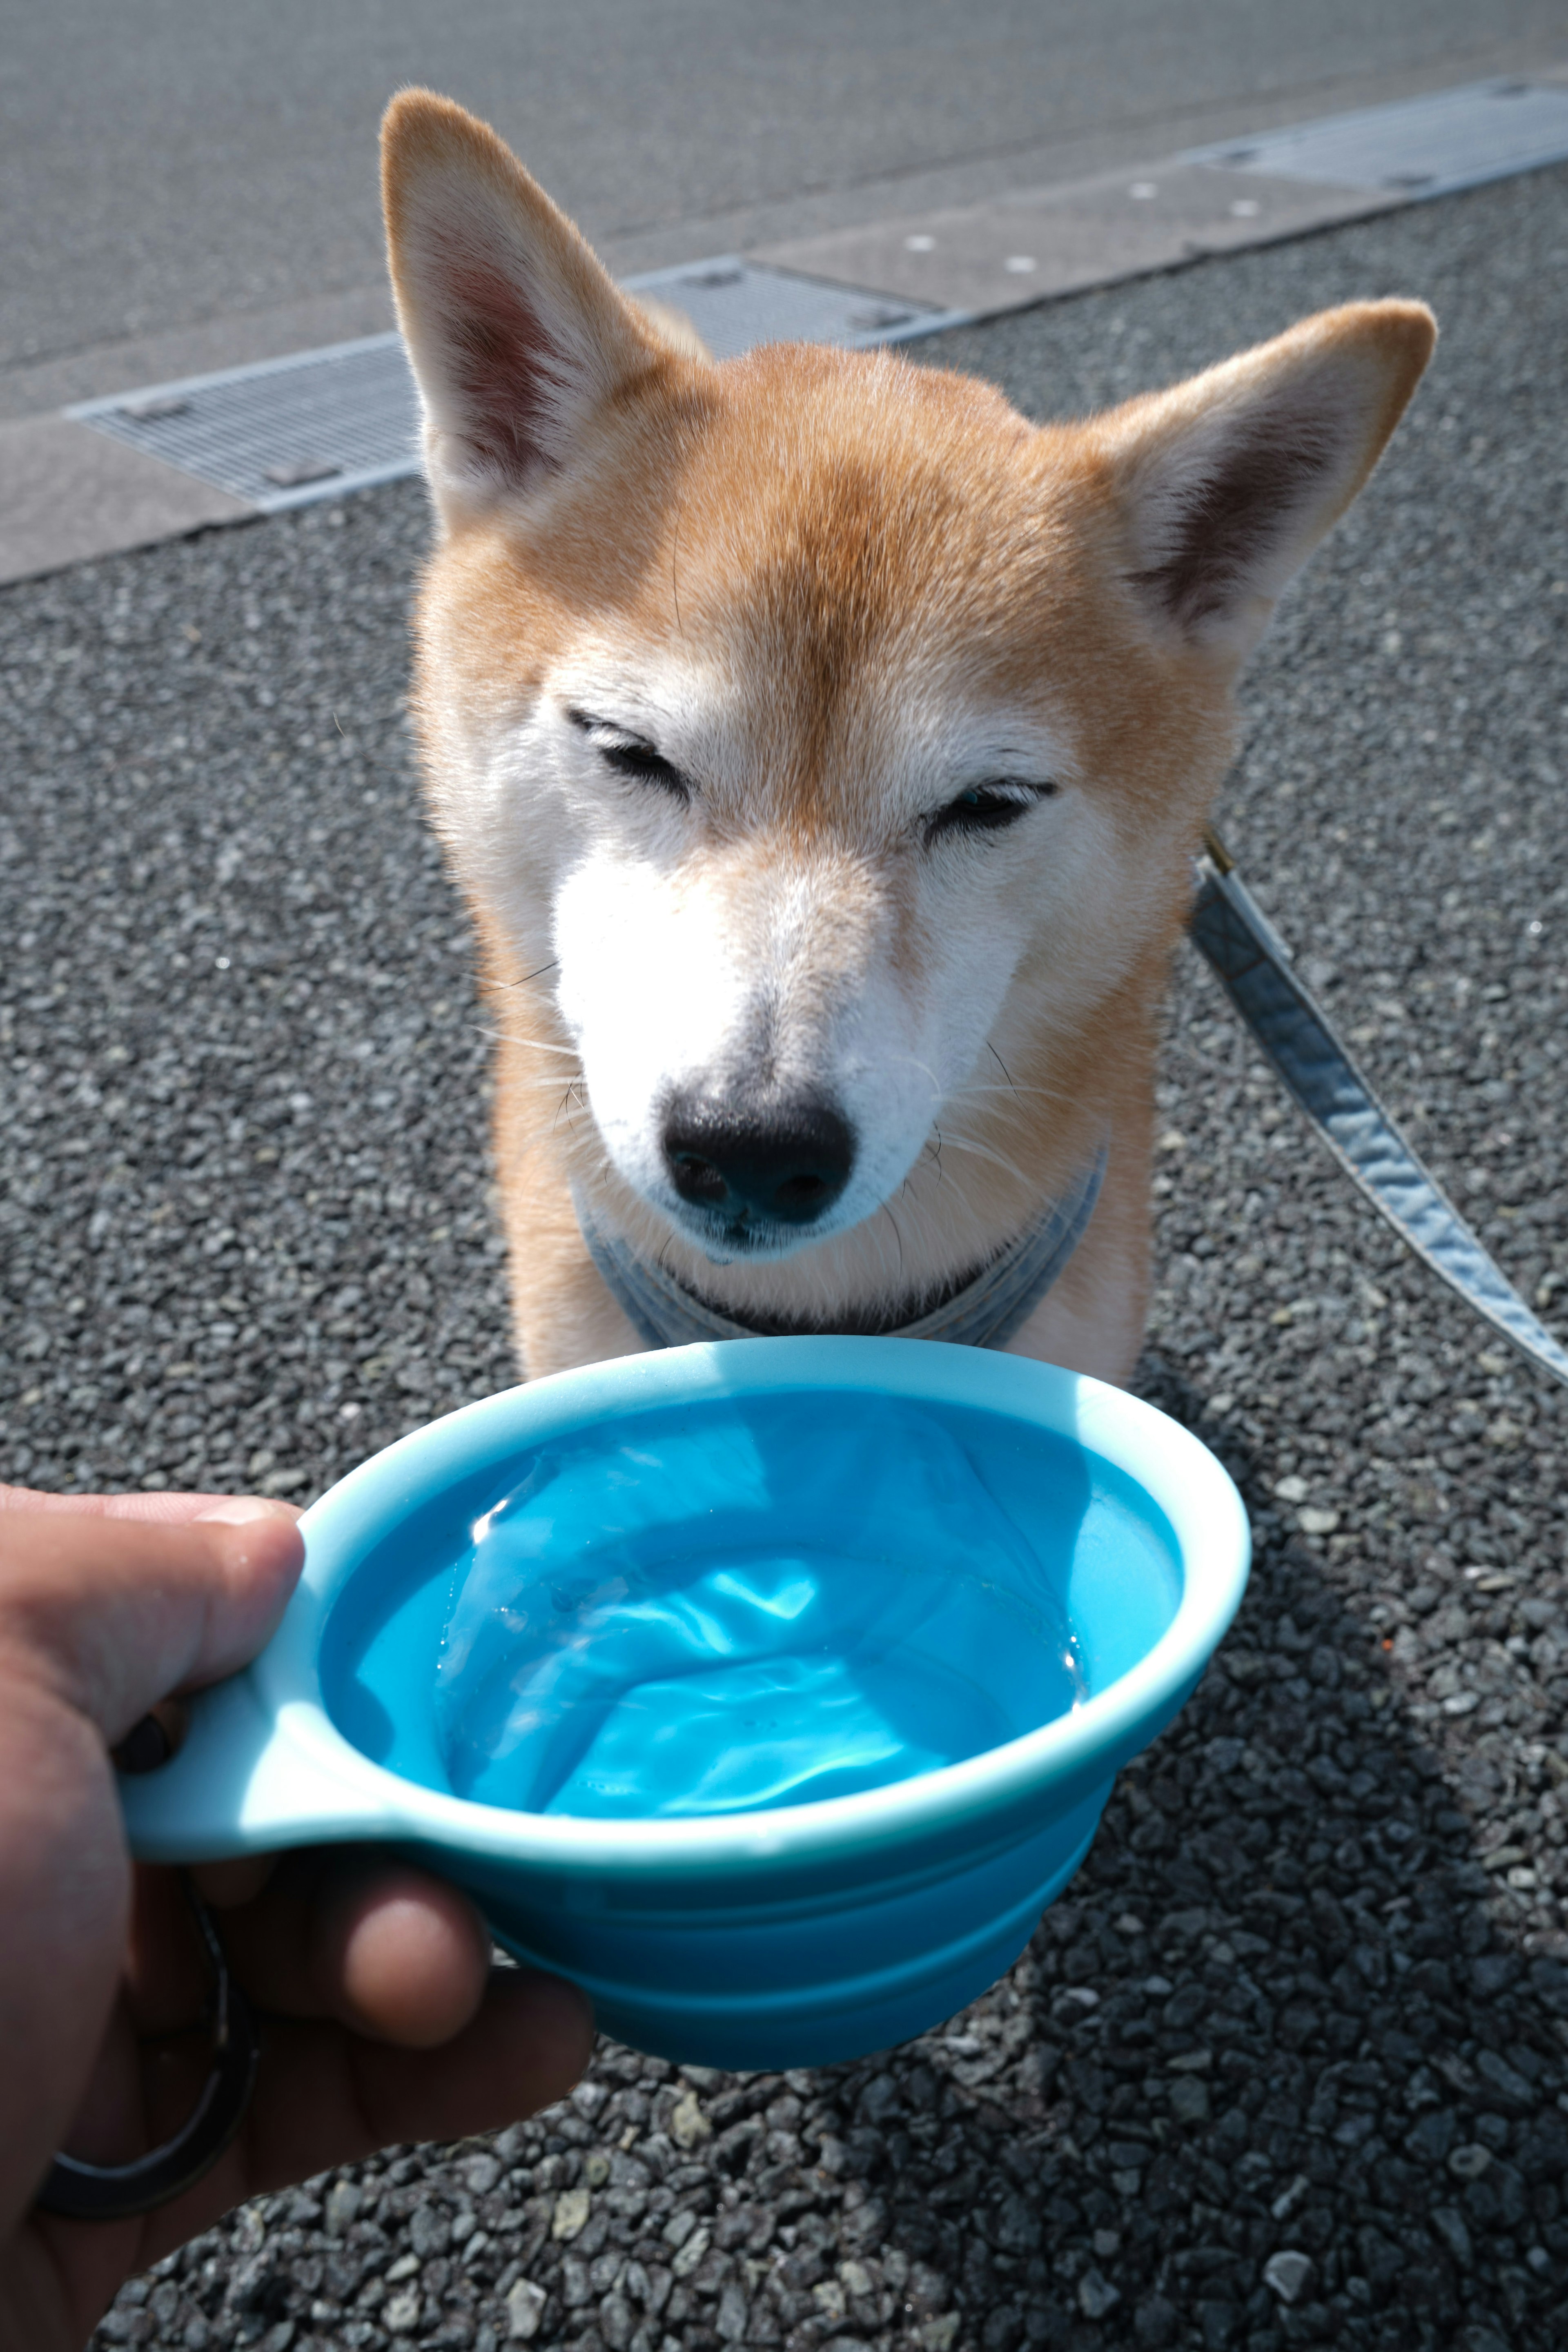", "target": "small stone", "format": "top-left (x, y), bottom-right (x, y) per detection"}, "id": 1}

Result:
top-left (233, 2207), bottom-right (267, 2257)
top-left (583, 2150), bottom-right (611, 2187)
top-left (645, 2262), bottom-right (675, 2316)
top-left (410, 2203), bottom-right (451, 2258)
top-left (383, 2290), bottom-right (422, 2334)
top-left (1263, 2251), bottom-right (1314, 2305)
top-left (505, 2278), bottom-right (546, 2340)
top-left (1078, 2268), bottom-right (1121, 2319)
top-left (993, 2189), bottom-right (1042, 2254)
top-left (1475, 2048), bottom-right (1536, 2107)
top-left (385, 2253), bottom-right (420, 2283)
top-left (1405, 2109), bottom-right (1459, 2164)
top-left (464, 2155), bottom-right (502, 2196)
top-left (668, 2091), bottom-right (712, 2149)
top-left (1134, 2295), bottom-right (1177, 2348)
top-left (1298, 1507), bottom-right (1341, 1535)
top-left (671, 2225), bottom-right (711, 2279)
top-left (1169, 2076), bottom-right (1212, 2125)
top-left (1431, 2206), bottom-right (1473, 2267)
top-left (839, 2260), bottom-right (875, 2298)
top-left (325, 2179), bottom-right (363, 2236)
top-left (715, 2278), bottom-right (751, 2340)
top-left (600, 2291), bottom-right (636, 2351)
top-left (552, 2187), bottom-right (592, 2239)
top-left (917, 2322), bottom-right (960, 2352)
top-left (1448, 2144), bottom-right (1493, 2180)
